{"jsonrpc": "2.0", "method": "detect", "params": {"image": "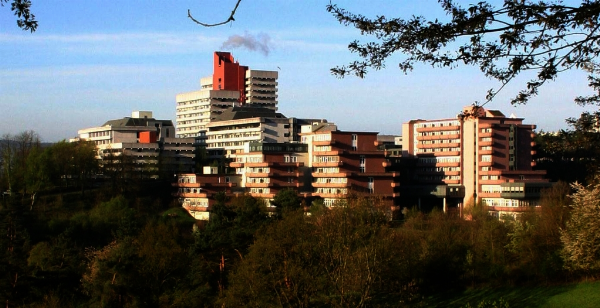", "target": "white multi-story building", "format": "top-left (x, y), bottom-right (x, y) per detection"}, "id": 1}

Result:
top-left (175, 52), bottom-right (278, 141)
top-left (77, 111), bottom-right (196, 176)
